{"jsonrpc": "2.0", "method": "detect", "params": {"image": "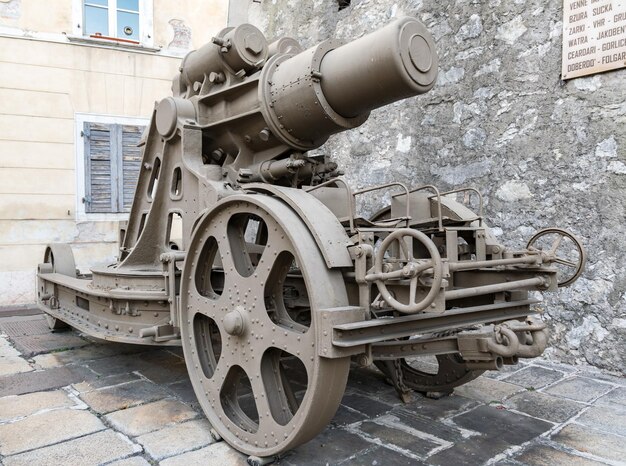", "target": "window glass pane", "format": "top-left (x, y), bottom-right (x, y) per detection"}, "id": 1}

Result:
top-left (118, 0), bottom-right (139, 11)
top-left (84, 5), bottom-right (109, 36)
top-left (117, 11), bottom-right (139, 40)
top-left (85, 0), bottom-right (108, 6)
